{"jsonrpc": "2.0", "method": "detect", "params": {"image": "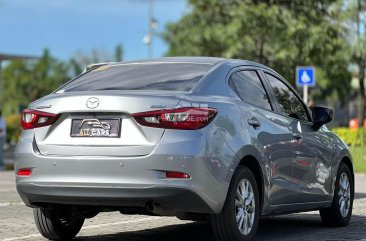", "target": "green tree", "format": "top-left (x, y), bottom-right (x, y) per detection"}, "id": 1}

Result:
top-left (114, 44), bottom-right (124, 62)
top-left (163, 0), bottom-right (351, 104)
top-left (2, 49), bottom-right (69, 115)
top-left (348, 0), bottom-right (366, 125)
